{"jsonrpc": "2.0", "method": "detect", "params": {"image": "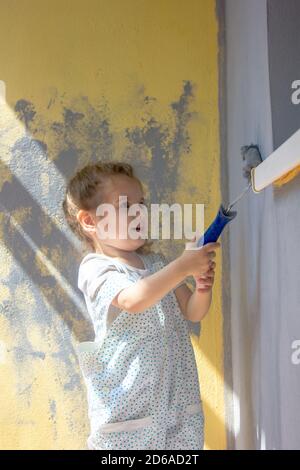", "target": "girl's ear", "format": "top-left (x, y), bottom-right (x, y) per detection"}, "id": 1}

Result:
top-left (77, 210), bottom-right (96, 233)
